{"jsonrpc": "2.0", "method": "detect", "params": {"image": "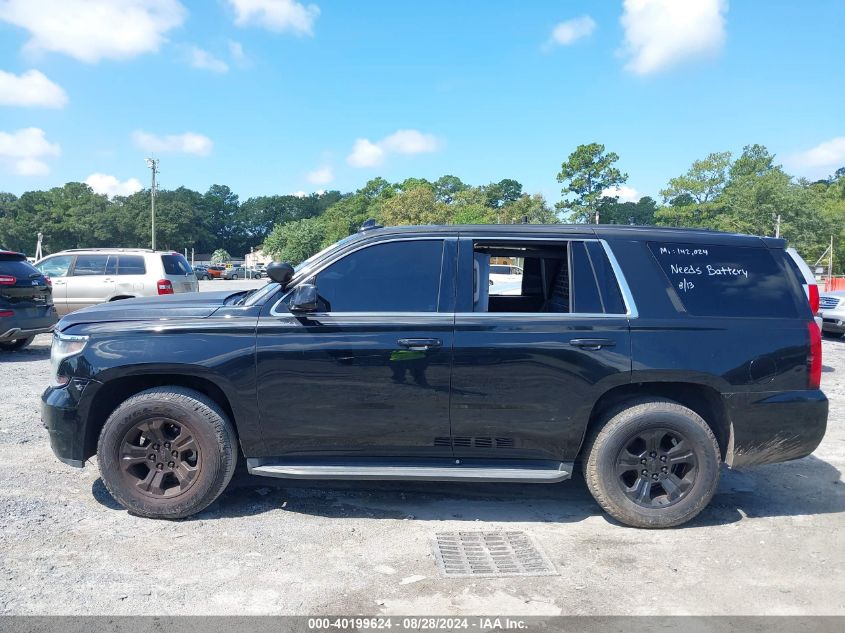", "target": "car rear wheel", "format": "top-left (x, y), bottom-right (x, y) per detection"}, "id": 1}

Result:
top-left (0, 336), bottom-right (35, 351)
top-left (97, 387), bottom-right (237, 519)
top-left (584, 398), bottom-right (720, 528)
